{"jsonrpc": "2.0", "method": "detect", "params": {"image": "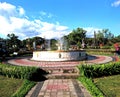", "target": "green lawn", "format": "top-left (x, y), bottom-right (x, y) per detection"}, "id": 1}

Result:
top-left (0, 75), bottom-right (24, 97)
top-left (94, 74), bottom-right (120, 97)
